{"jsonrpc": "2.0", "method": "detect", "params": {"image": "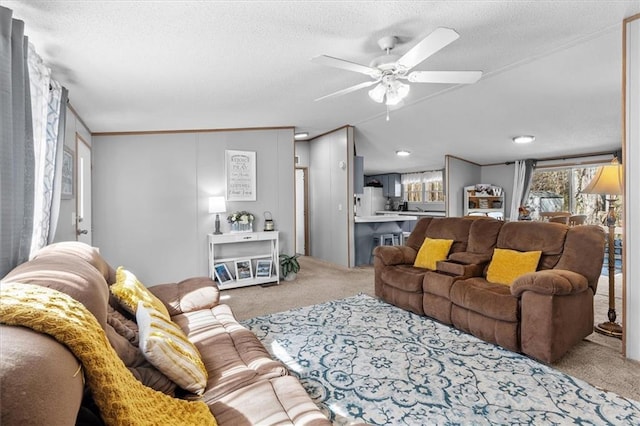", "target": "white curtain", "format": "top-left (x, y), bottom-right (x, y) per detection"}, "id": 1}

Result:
top-left (422, 171), bottom-right (441, 183)
top-left (509, 159), bottom-right (537, 220)
top-left (401, 172), bottom-right (422, 184)
top-left (28, 44), bottom-right (53, 254)
top-left (510, 160), bottom-right (527, 220)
